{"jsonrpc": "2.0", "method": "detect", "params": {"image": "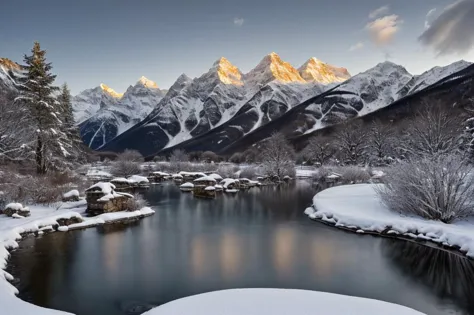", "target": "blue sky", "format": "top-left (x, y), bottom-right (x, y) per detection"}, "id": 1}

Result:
top-left (1, 0), bottom-right (473, 94)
